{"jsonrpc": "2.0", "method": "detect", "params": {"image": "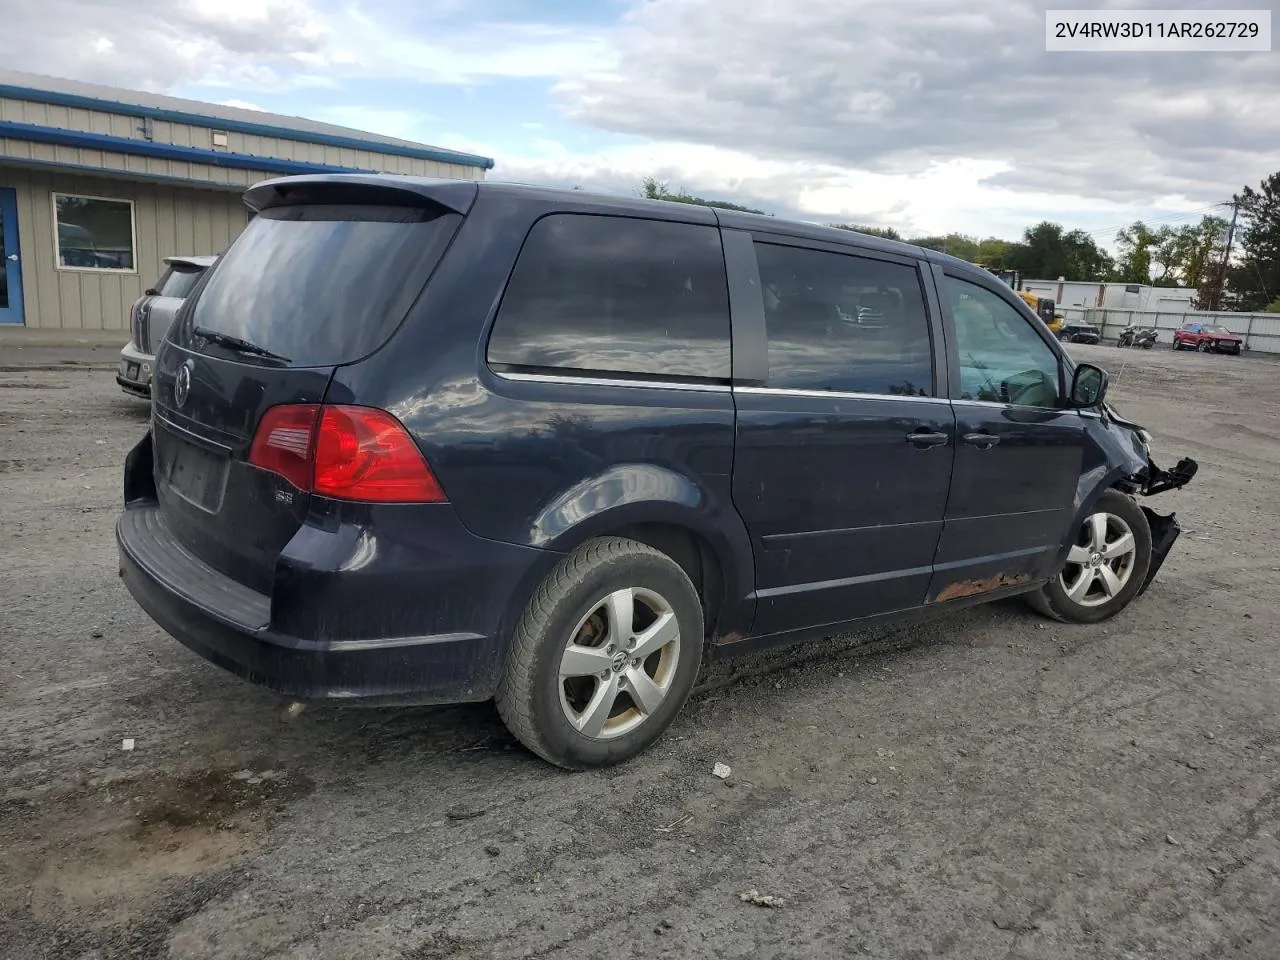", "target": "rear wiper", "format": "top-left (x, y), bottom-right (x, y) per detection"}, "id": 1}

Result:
top-left (192, 326), bottom-right (291, 364)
